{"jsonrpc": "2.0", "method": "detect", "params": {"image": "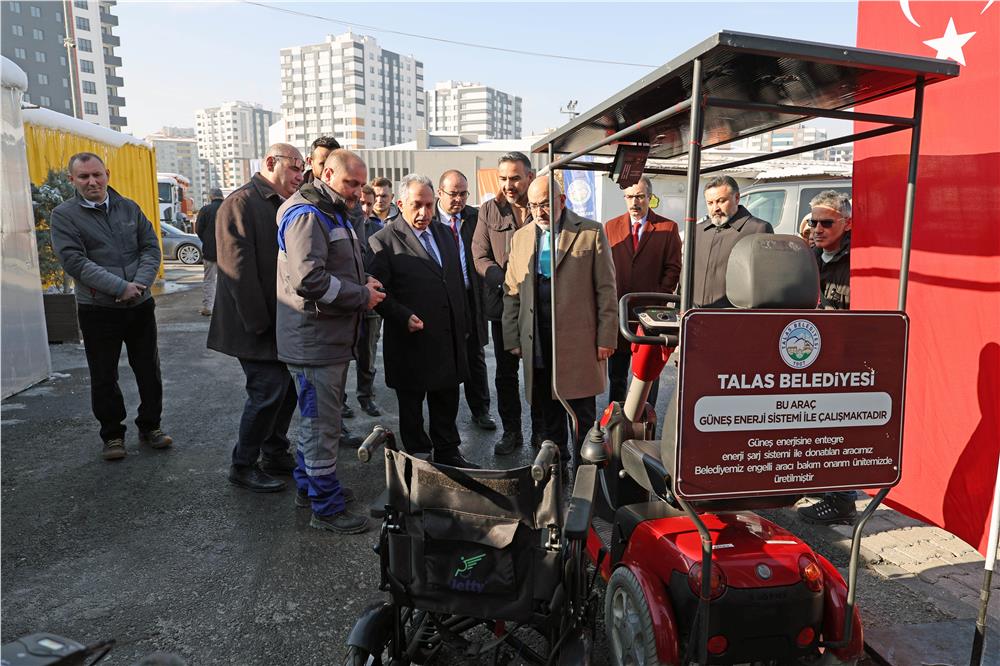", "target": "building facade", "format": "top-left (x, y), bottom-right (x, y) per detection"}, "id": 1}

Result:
top-left (195, 101), bottom-right (278, 191)
top-left (427, 81), bottom-right (522, 140)
top-left (145, 127), bottom-right (207, 206)
top-left (1, 0), bottom-right (126, 130)
top-left (279, 32), bottom-right (424, 152)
